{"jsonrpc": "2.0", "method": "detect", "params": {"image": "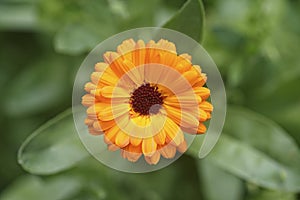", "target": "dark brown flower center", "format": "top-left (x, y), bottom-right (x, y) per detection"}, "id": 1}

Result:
top-left (130, 83), bottom-right (163, 115)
